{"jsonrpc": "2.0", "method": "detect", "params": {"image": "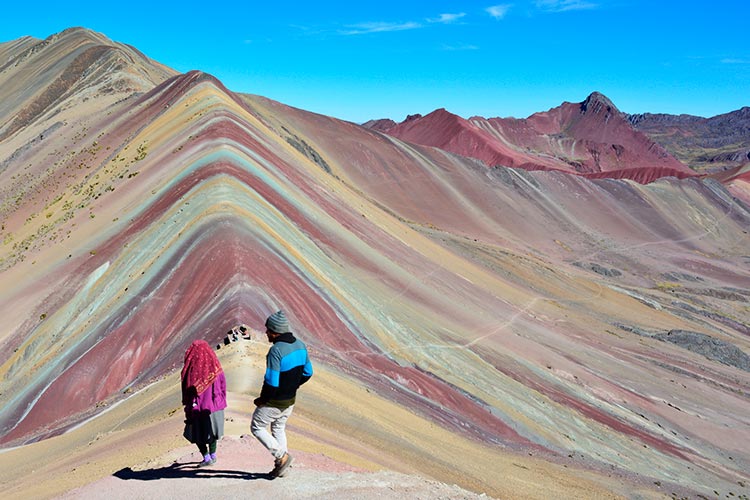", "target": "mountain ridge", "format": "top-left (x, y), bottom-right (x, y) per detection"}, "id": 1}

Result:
top-left (0, 27), bottom-right (175, 140)
top-left (366, 91), bottom-right (699, 184)
top-left (366, 93), bottom-right (750, 181)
